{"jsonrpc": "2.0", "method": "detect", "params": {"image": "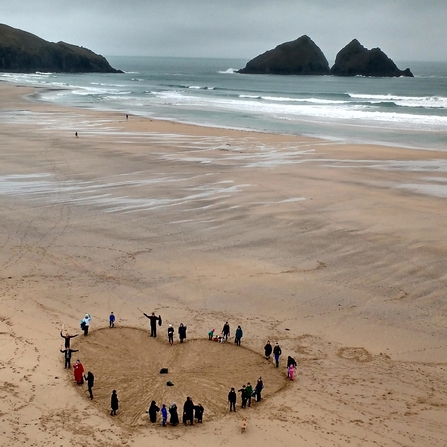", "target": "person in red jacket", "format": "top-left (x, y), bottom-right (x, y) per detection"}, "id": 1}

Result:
top-left (73, 359), bottom-right (84, 385)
